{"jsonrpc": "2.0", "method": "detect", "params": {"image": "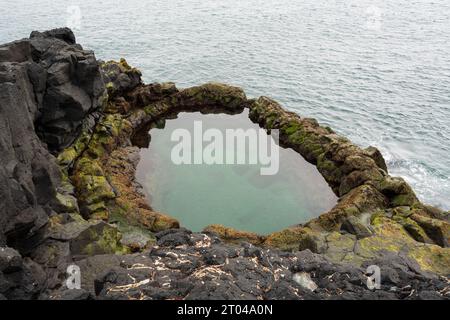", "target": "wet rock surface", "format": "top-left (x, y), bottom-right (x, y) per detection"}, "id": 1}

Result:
top-left (0, 28), bottom-right (448, 300)
top-left (81, 230), bottom-right (449, 300)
